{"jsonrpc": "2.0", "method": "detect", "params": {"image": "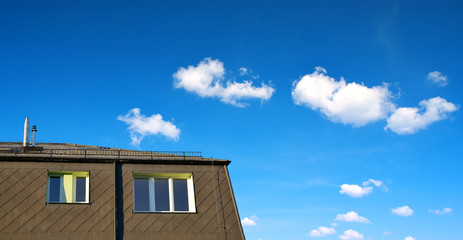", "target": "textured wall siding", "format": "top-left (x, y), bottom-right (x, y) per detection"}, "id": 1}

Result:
top-left (0, 162), bottom-right (114, 240)
top-left (122, 164), bottom-right (244, 240)
top-left (0, 161), bottom-right (244, 240)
